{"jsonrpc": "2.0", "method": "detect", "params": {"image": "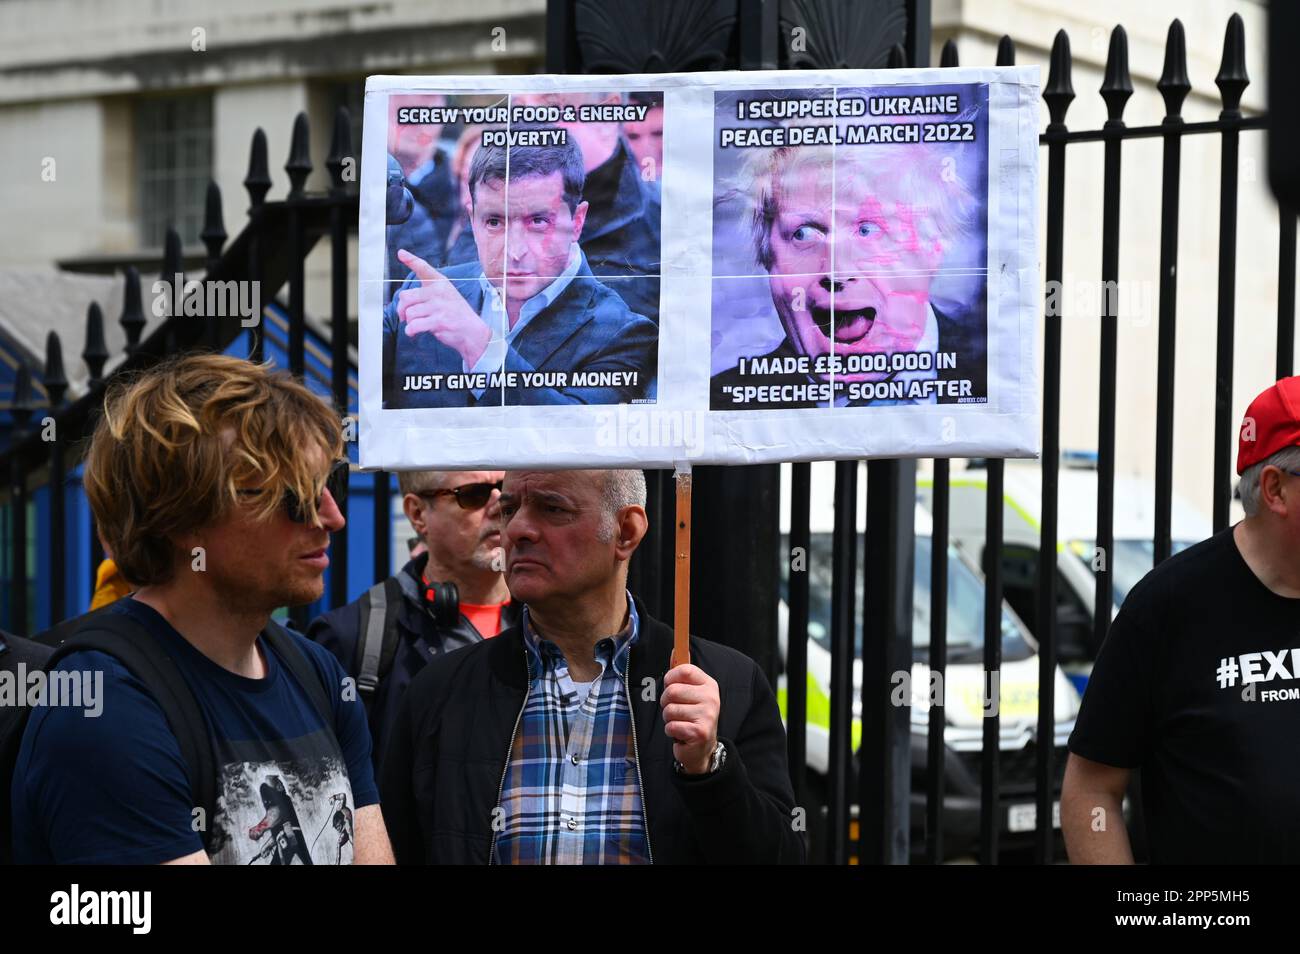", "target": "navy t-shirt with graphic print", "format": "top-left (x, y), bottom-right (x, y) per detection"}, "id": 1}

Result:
top-left (11, 597), bottom-right (378, 865)
top-left (1069, 526), bottom-right (1300, 863)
